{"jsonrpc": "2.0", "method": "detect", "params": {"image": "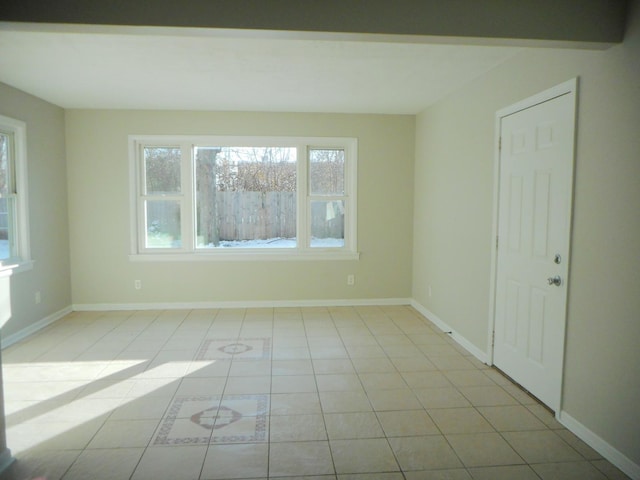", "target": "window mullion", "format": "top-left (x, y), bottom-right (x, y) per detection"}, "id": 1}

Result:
top-left (181, 143), bottom-right (194, 252)
top-left (298, 144), bottom-right (309, 249)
